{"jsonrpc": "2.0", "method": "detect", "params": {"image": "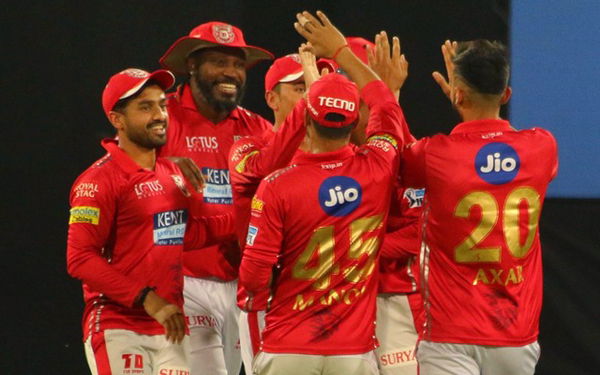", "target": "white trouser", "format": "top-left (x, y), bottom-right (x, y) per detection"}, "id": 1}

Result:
top-left (239, 310), bottom-right (266, 374)
top-left (417, 340), bottom-right (541, 375)
top-left (84, 329), bottom-right (190, 375)
top-left (375, 294), bottom-right (419, 375)
top-left (253, 351), bottom-right (379, 375)
top-left (183, 276), bottom-right (241, 375)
